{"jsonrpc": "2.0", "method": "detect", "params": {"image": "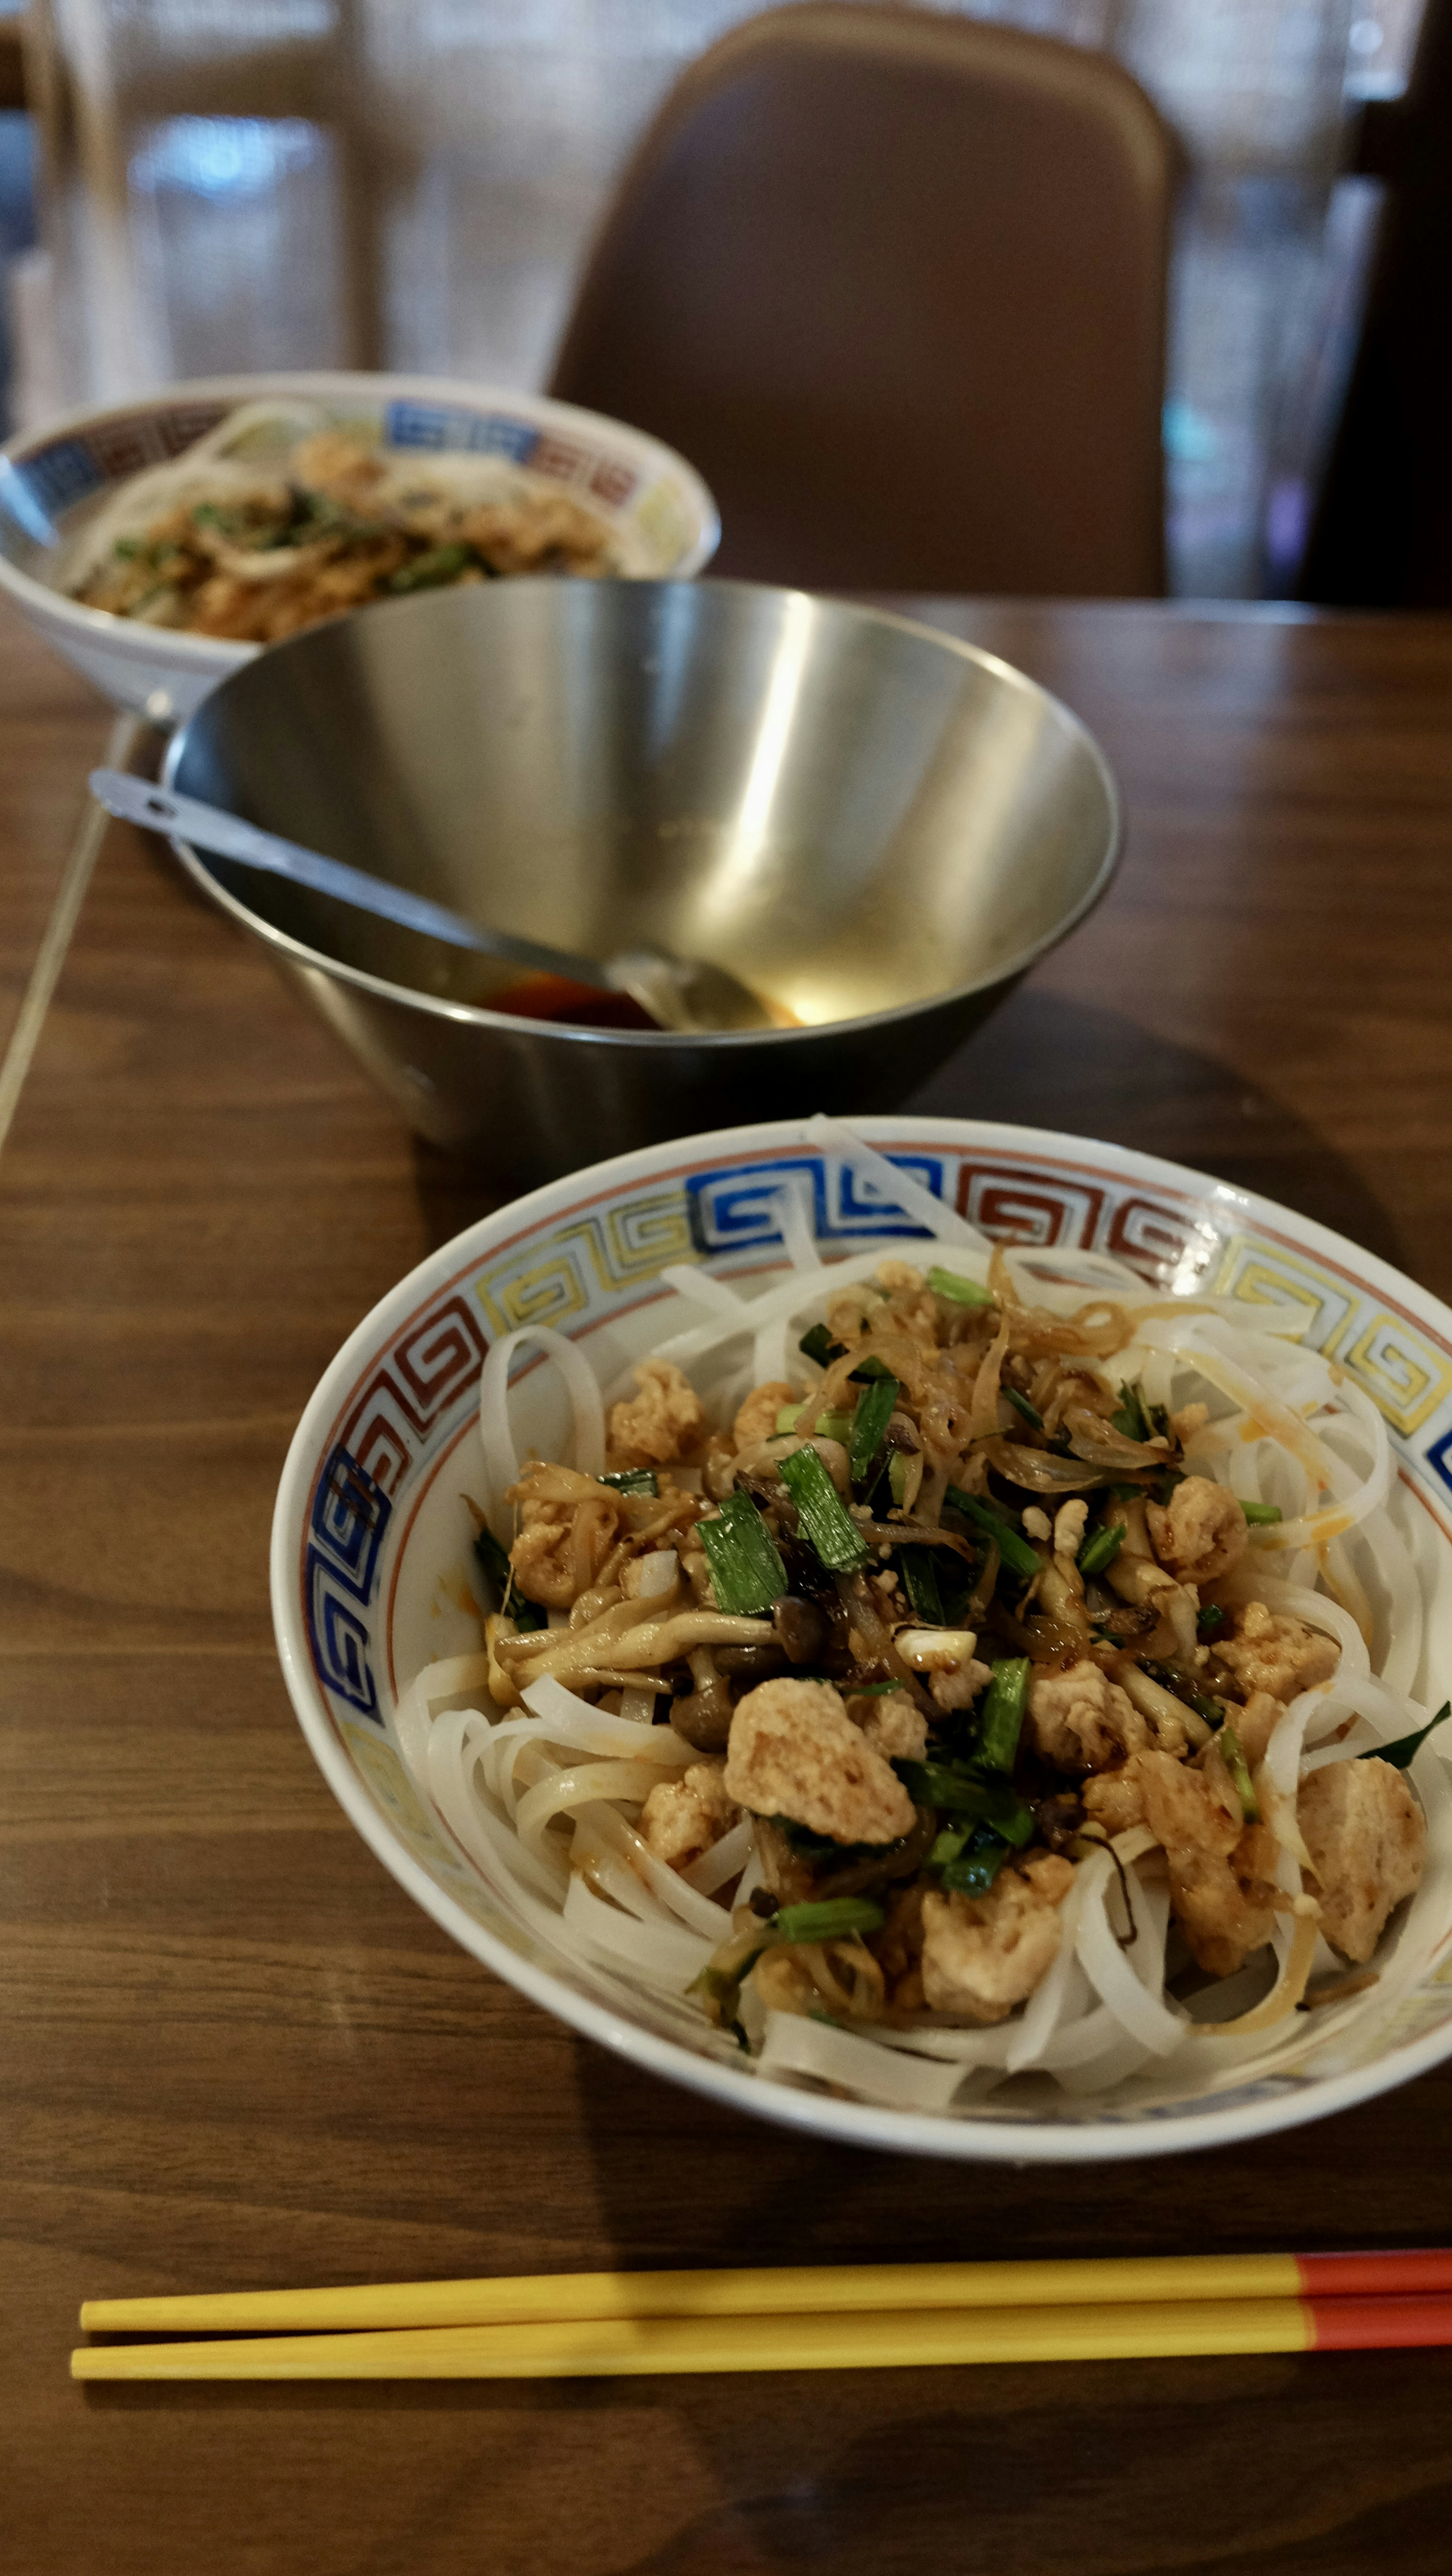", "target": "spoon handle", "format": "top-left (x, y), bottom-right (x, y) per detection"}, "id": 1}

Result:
top-left (89, 770), bottom-right (608, 985)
